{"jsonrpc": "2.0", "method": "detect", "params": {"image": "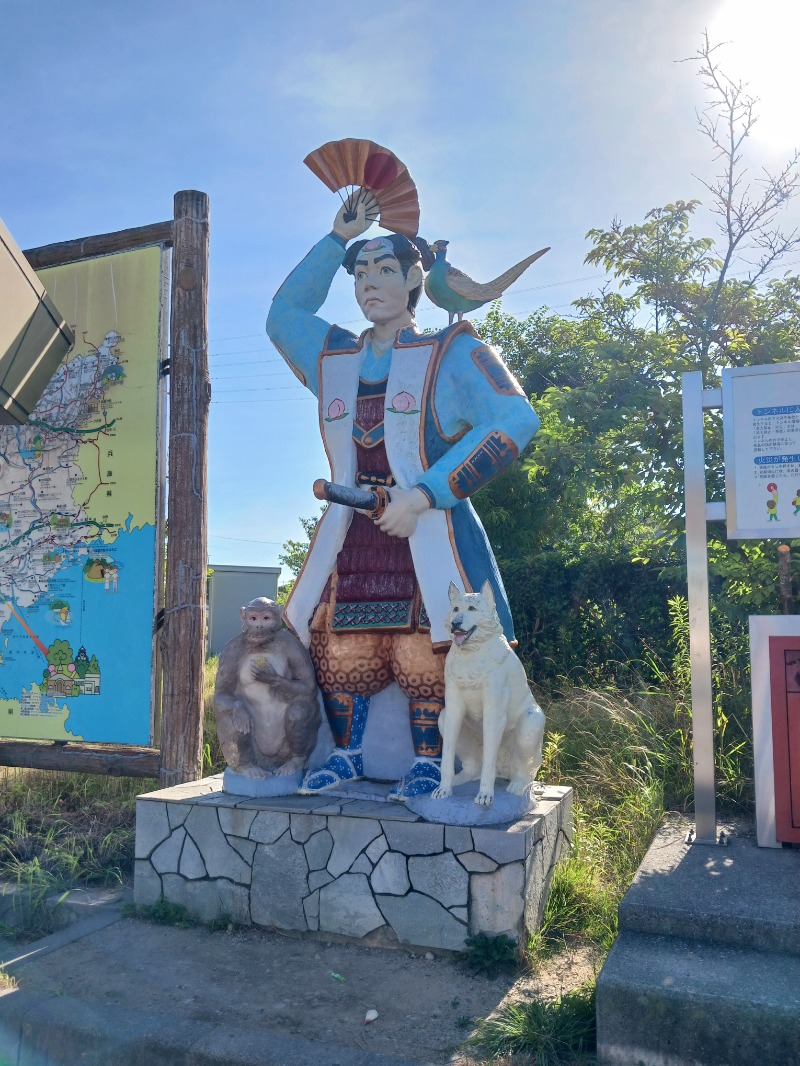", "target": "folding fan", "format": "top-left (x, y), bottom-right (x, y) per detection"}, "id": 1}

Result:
top-left (304, 139), bottom-right (420, 238)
